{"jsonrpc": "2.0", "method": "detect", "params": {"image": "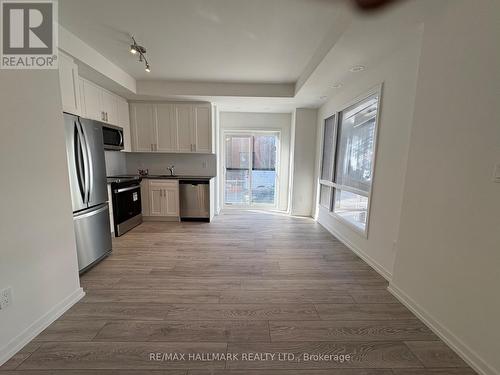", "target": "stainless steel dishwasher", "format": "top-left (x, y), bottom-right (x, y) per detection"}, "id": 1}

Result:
top-left (179, 180), bottom-right (210, 221)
